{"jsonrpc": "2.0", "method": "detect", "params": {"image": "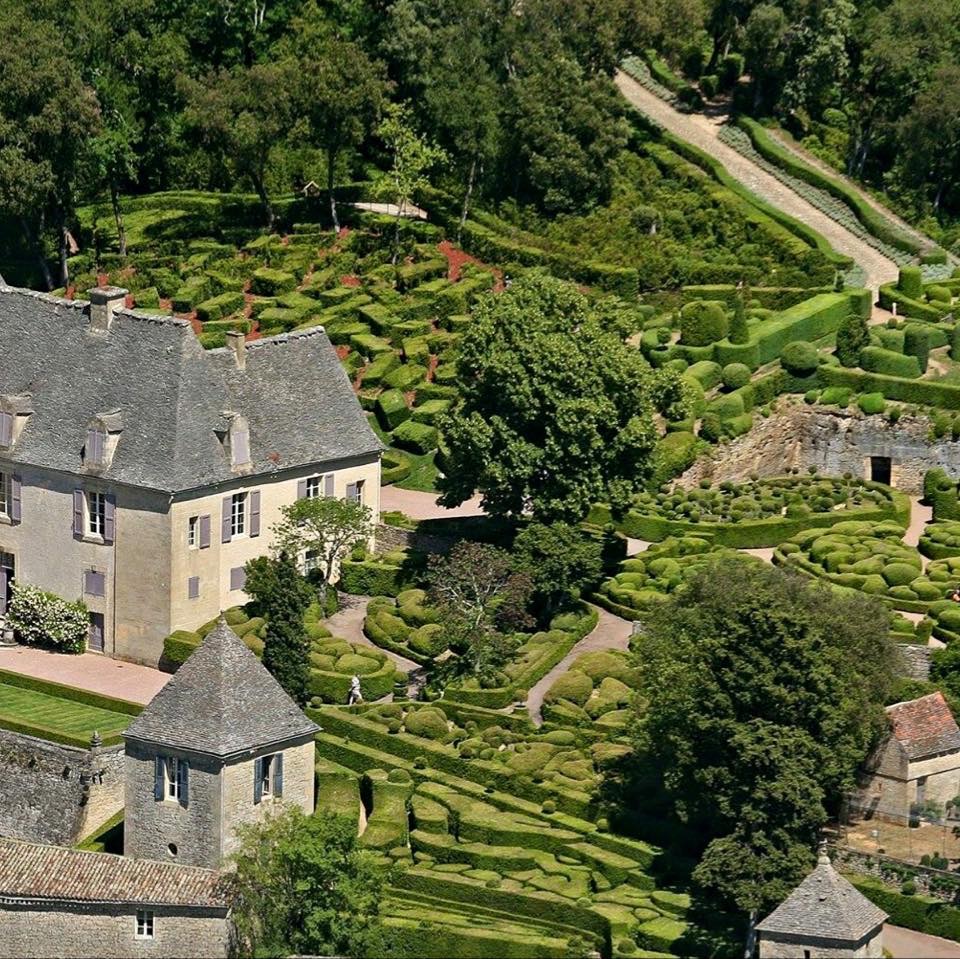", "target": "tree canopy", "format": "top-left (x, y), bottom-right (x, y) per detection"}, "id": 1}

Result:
top-left (437, 272), bottom-right (689, 521)
top-left (628, 556), bottom-right (897, 913)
